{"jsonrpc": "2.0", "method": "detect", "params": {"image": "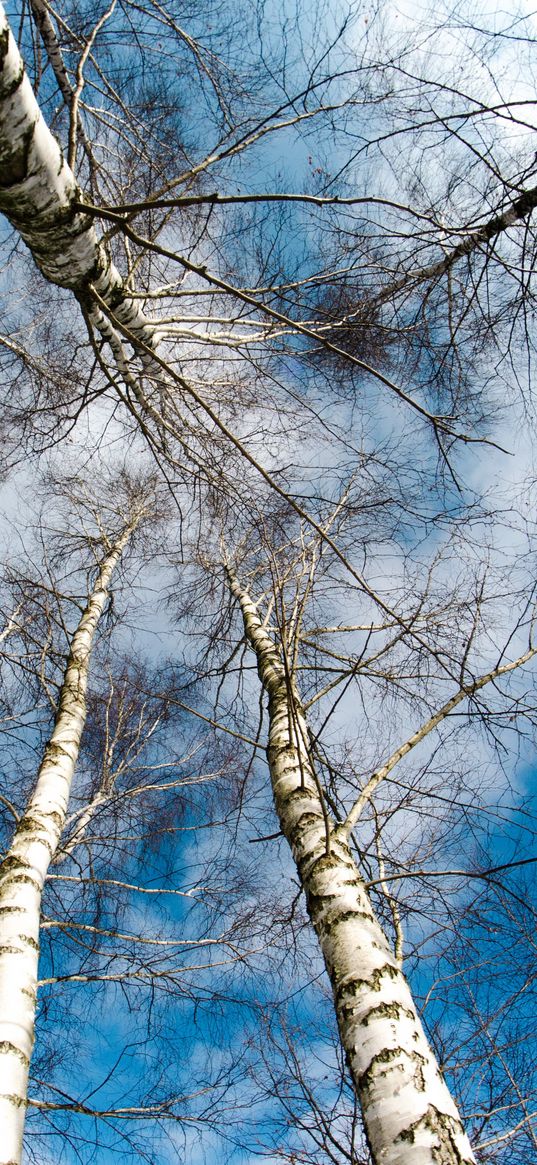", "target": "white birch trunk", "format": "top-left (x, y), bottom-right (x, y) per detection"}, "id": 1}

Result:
top-left (28, 0), bottom-right (75, 110)
top-left (0, 518), bottom-right (140, 1165)
top-left (228, 568), bottom-right (476, 1165)
top-left (0, 3), bottom-right (154, 347)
